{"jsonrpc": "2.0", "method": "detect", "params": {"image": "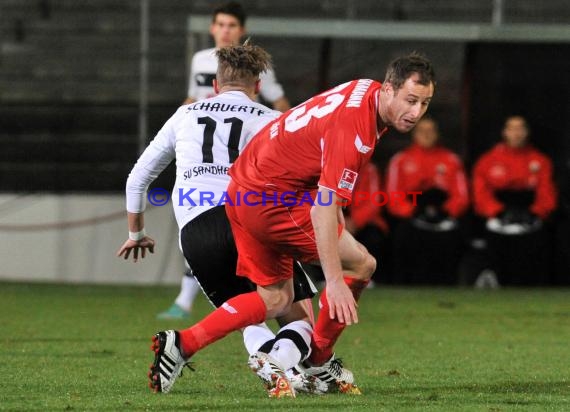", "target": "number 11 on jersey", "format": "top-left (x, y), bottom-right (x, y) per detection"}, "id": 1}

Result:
top-left (197, 116), bottom-right (244, 164)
